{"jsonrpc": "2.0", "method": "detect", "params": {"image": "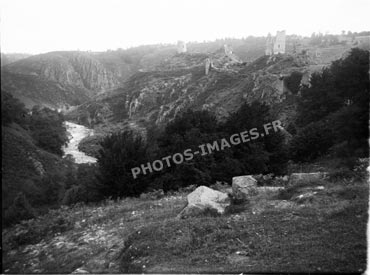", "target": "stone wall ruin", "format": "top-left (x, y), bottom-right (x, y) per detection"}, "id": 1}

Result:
top-left (265, 30), bottom-right (286, 55)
